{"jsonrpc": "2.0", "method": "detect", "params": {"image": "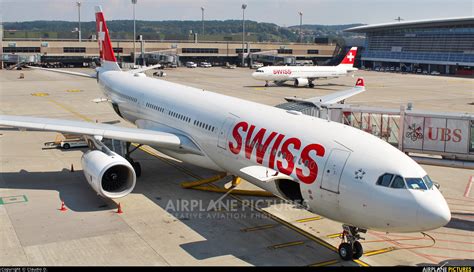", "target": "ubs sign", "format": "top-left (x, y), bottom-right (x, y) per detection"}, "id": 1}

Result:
top-left (403, 116), bottom-right (470, 154)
